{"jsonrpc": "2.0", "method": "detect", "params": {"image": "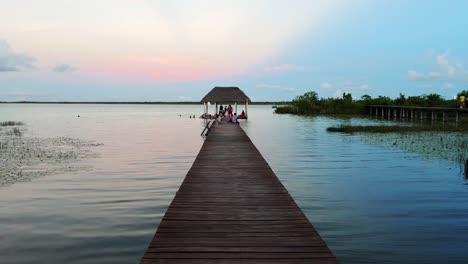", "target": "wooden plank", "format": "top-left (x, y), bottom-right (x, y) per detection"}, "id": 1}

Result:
top-left (142, 259), bottom-right (337, 264)
top-left (141, 122), bottom-right (337, 263)
top-left (148, 241), bottom-right (327, 247)
top-left (145, 246), bottom-right (332, 253)
top-left (144, 253), bottom-right (334, 259)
